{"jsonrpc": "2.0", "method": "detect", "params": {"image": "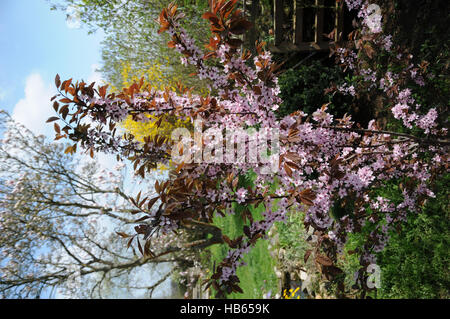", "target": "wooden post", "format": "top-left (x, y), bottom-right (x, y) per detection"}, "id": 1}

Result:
top-left (315, 0), bottom-right (324, 43)
top-left (249, 0), bottom-right (260, 53)
top-left (335, 0), bottom-right (344, 42)
top-left (274, 0), bottom-right (284, 46)
top-left (294, 0), bottom-right (304, 44)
